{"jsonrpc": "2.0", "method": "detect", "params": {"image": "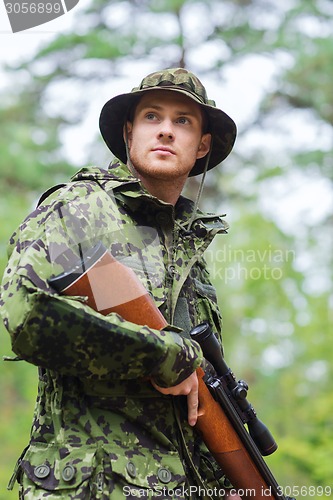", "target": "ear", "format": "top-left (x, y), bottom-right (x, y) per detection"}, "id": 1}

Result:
top-left (123, 121), bottom-right (133, 147)
top-left (196, 133), bottom-right (212, 159)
